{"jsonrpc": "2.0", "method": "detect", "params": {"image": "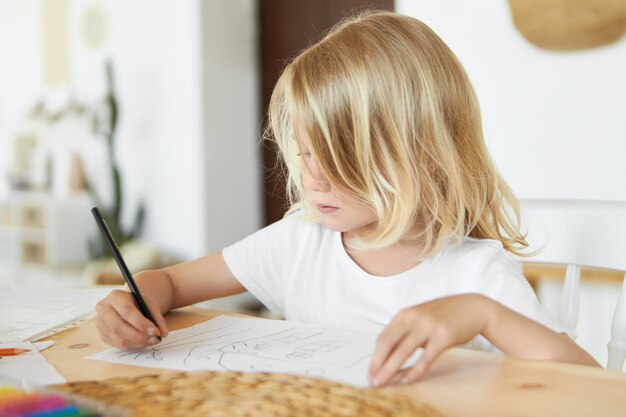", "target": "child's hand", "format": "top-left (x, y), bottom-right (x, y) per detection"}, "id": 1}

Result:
top-left (95, 289), bottom-right (169, 349)
top-left (369, 294), bottom-right (493, 386)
